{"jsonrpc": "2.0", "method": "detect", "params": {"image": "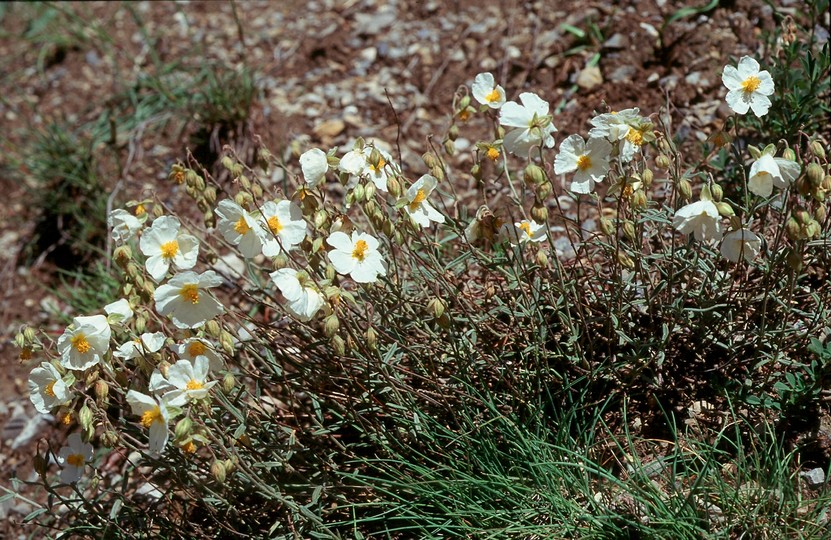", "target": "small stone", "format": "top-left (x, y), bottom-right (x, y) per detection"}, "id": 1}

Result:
top-left (313, 119), bottom-right (345, 140)
top-left (800, 467), bottom-right (826, 488)
top-left (576, 65), bottom-right (603, 90)
top-left (609, 65), bottom-right (637, 82)
top-left (603, 33), bottom-right (627, 49)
